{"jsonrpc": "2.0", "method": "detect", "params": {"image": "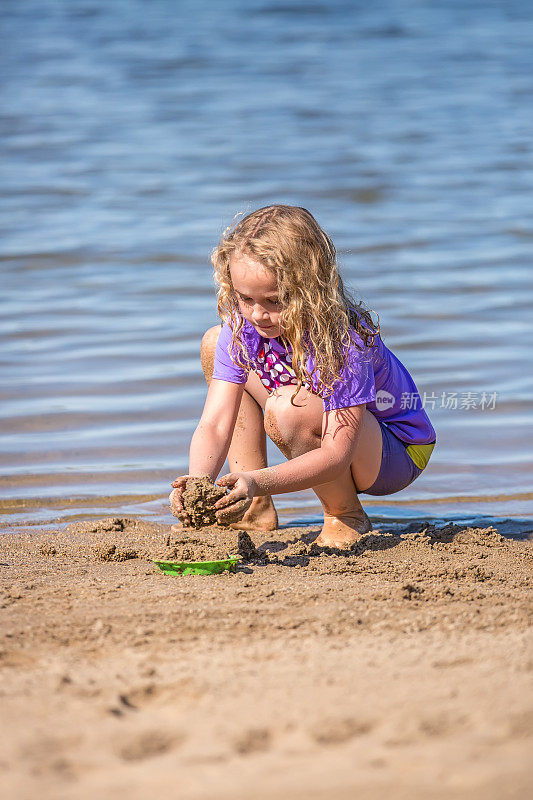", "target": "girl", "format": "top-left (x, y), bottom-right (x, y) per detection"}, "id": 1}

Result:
top-left (170, 205), bottom-right (436, 548)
